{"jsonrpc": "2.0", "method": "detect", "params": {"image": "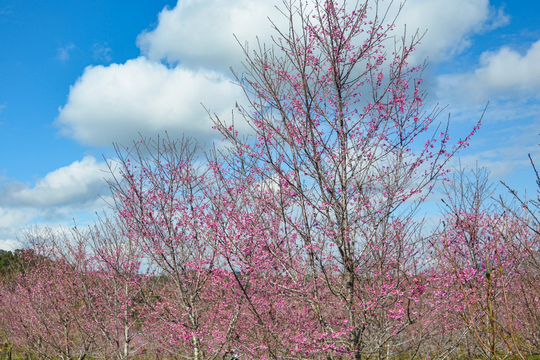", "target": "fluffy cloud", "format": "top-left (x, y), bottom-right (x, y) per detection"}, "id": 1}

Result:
top-left (137, 0), bottom-right (284, 72)
top-left (56, 57), bottom-right (244, 147)
top-left (0, 208), bottom-right (34, 230)
top-left (0, 156), bottom-right (108, 208)
top-left (137, 0), bottom-right (505, 70)
top-left (0, 208), bottom-right (33, 250)
top-left (0, 238), bottom-right (22, 251)
top-left (56, 0), bottom-right (508, 147)
top-left (0, 156), bottom-right (112, 249)
top-left (397, 0), bottom-right (508, 65)
top-left (438, 39), bottom-right (540, 103)
top-left (58, 0), bottom-right (287, 149)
